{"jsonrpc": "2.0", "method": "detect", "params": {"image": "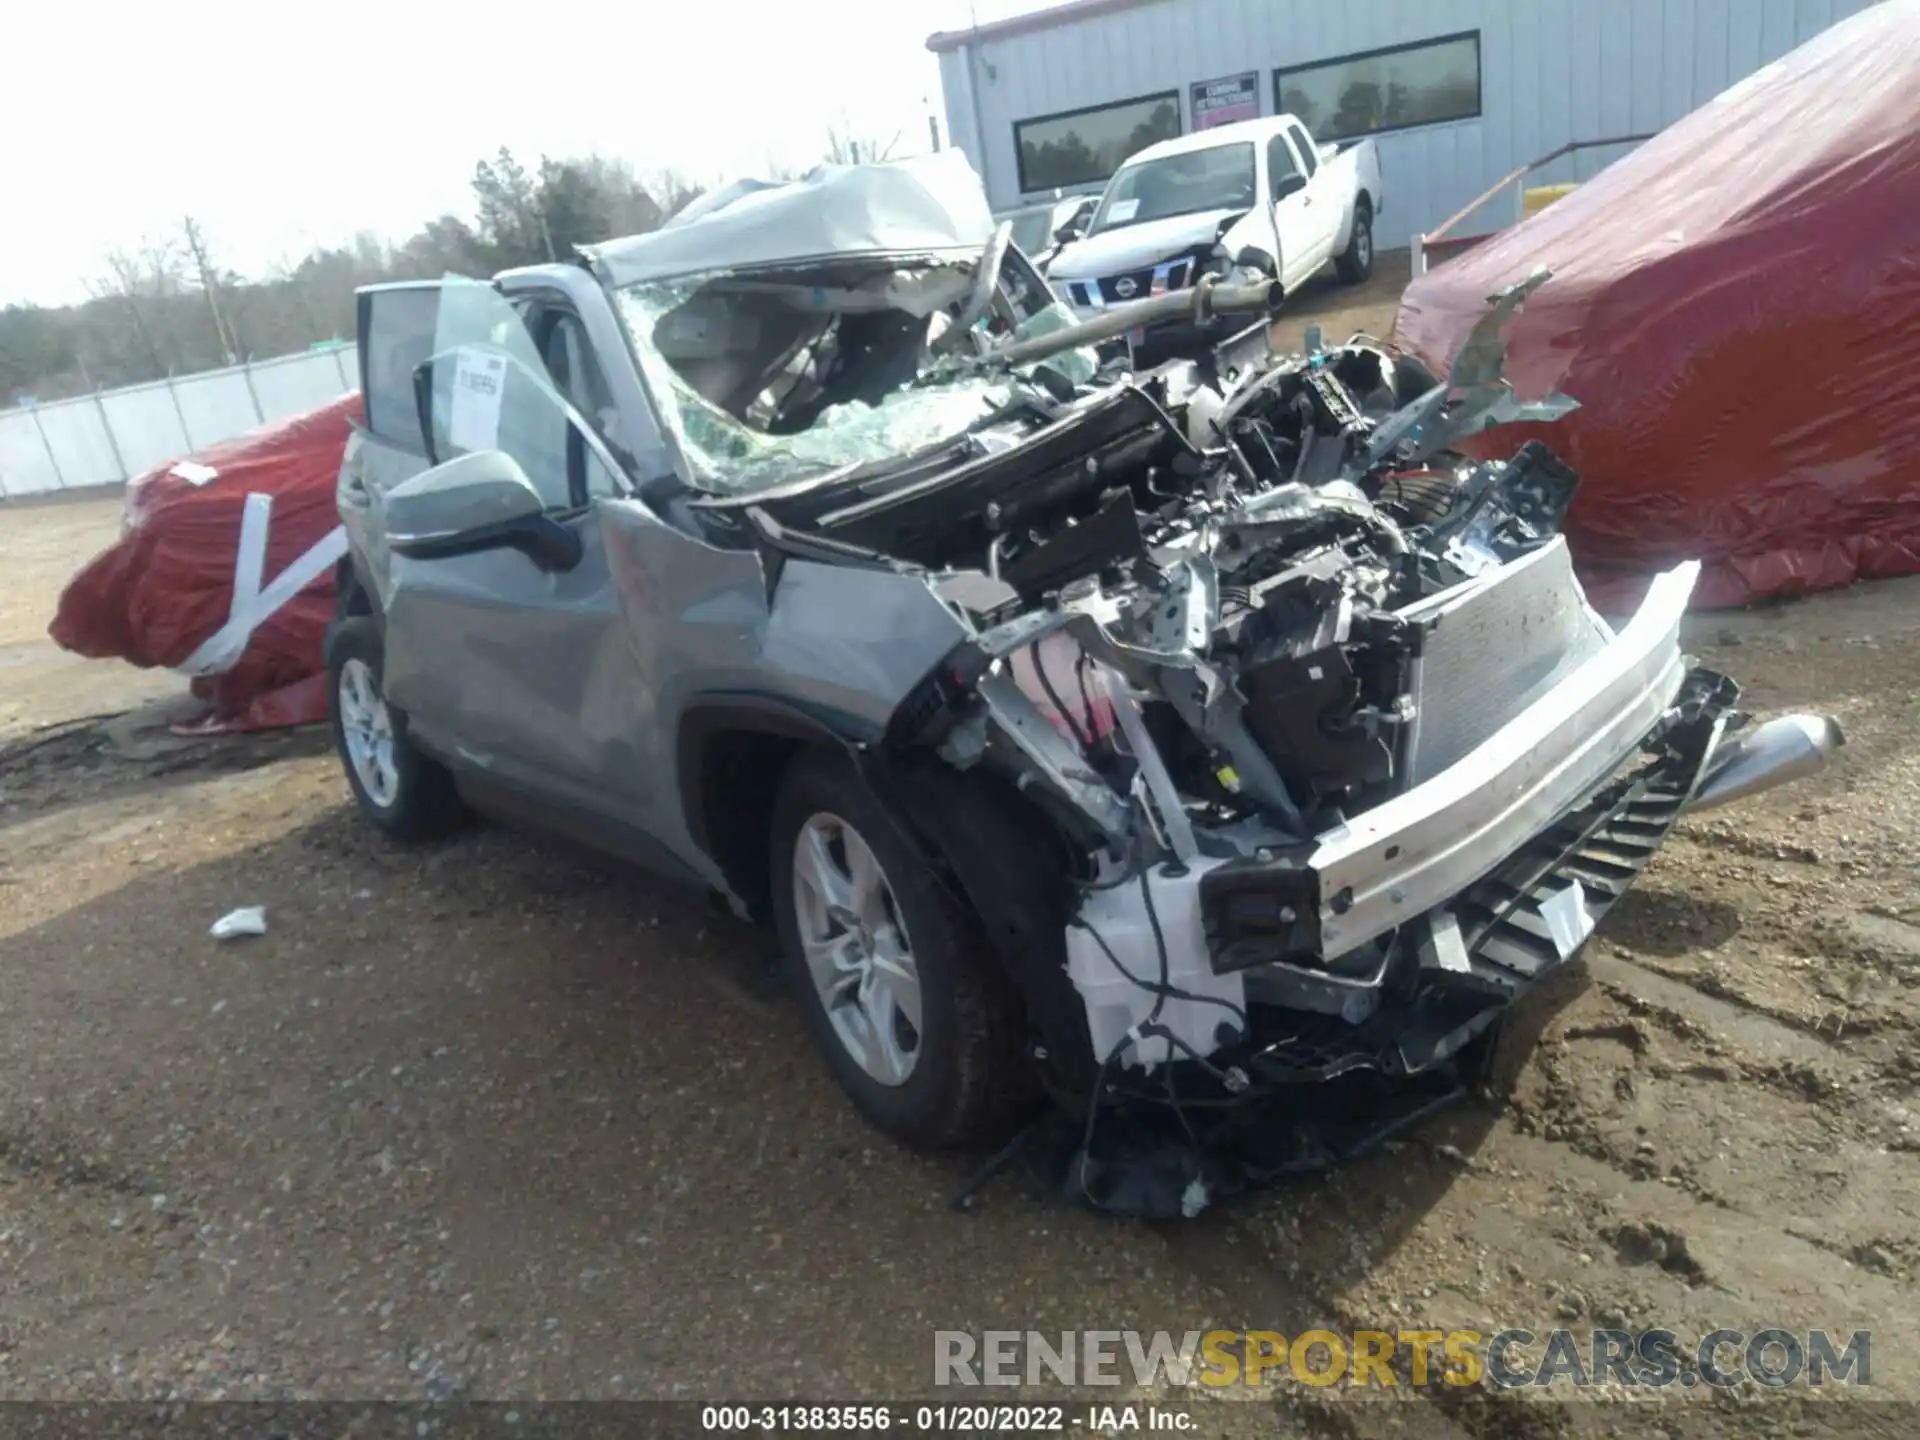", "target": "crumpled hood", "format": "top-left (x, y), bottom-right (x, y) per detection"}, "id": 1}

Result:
top-left (1048, 208), bottom-right (1244, 281)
